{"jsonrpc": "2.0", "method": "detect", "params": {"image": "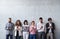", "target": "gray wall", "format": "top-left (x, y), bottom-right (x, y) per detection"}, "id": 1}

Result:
top-left (0, 0), bottom-right (60, 39)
